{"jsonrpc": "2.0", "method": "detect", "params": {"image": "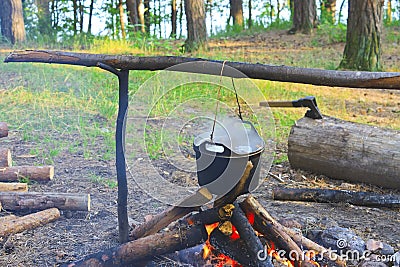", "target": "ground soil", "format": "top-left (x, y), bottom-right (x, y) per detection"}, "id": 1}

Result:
top-left (0, 31), bottom-right (399, 267)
